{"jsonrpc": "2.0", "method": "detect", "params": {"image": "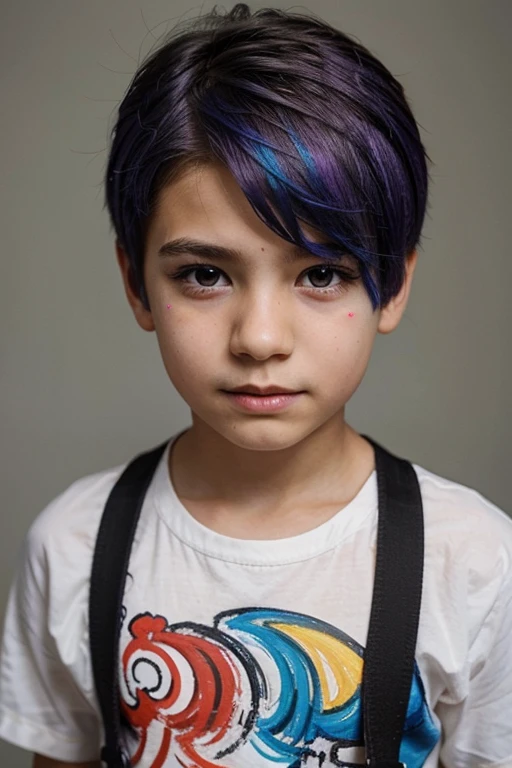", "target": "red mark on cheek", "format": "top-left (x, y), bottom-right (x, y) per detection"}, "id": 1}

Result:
top-left (348, 312), bottom-right (355, 318)
top-left (166, 305), bottom-right (172, 309)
